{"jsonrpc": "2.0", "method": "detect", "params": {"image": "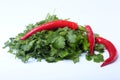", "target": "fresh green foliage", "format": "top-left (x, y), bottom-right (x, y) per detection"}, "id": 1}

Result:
top-left (86, 53), bottom-right (104, 63)
top-left (3, 14), bottom-right (105, 63)
top-left (85, 43), bottom-right (104, 63)
top-left (86, 54), bottom-right (92, 61)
